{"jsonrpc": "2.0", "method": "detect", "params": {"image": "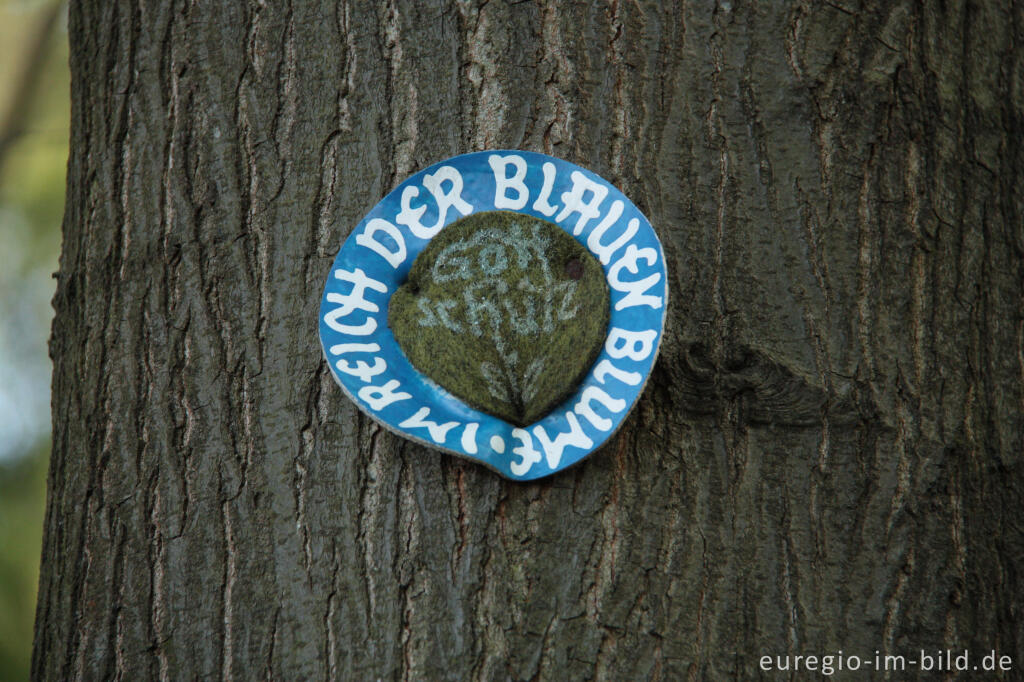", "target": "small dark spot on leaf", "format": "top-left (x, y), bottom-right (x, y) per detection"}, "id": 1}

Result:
top-left (565, 258), bottom-right (583, 280)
